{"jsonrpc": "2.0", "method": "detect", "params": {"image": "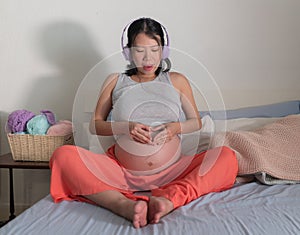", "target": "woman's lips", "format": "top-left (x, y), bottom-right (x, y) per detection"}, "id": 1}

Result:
top-left (143, 65), bottom-right (154, 71)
